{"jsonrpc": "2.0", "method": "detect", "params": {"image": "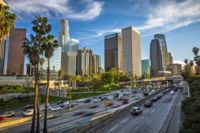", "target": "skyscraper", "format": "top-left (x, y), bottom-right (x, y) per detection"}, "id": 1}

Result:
top-left (150, 39), bottom-right (163, 77)
top-left (7, 29), bottom-right (26, 75)
top-left (122, 26), bottom-right (141, 77)
top-left (168, 52), bottom-right (173, 64)
top-left (61, 51), bottom-right (77, 75)
top-left (42, 46), bottom-right (62, 71)
top-left (59, 19), bottom-right (69, 47)
top-left (76, 48), bottom-right (93, 76)
top-left (61, 38), bottom-right (79, 75)
top-left (154, 34), bottom-right (169, 69)
top-left (142, 59), bottom-right (150, 76)
top-left (92, 54), bottom-right (101, 73)
top-left (104, 33), bottom-right (122, 71)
